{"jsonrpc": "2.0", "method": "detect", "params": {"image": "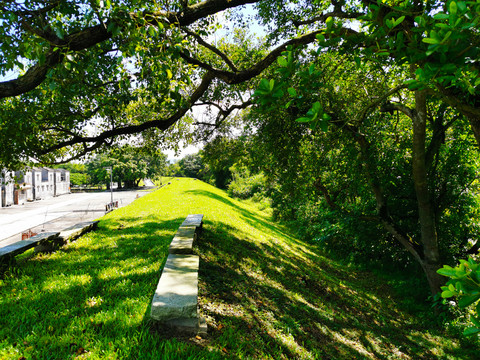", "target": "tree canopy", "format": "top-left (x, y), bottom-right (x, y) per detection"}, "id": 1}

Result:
top-left (2, 0), bottom-right (480, 296)
top-left (1, 1), bottom-right (480, 166)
